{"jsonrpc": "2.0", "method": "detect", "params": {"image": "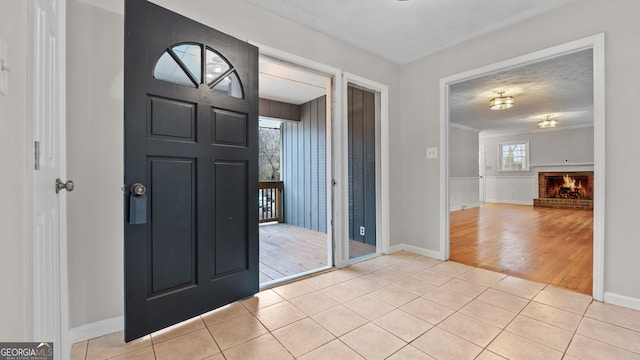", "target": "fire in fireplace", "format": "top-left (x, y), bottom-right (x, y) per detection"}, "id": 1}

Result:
top-left (534, 171), bottom-right (594, 209)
